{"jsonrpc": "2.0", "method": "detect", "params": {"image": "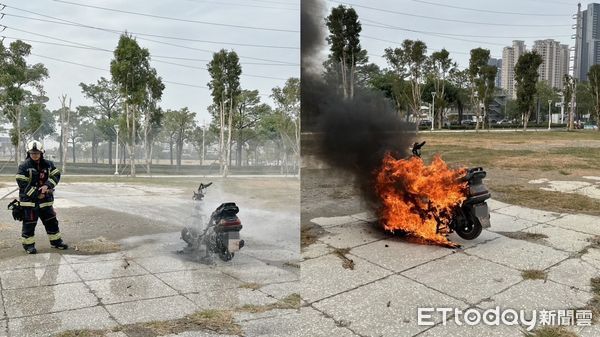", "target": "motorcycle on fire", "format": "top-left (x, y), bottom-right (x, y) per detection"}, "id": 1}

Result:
top-left (181, 182), bottom-right (245, 261)
top-left (412, 142), bottom-right (491, 240)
